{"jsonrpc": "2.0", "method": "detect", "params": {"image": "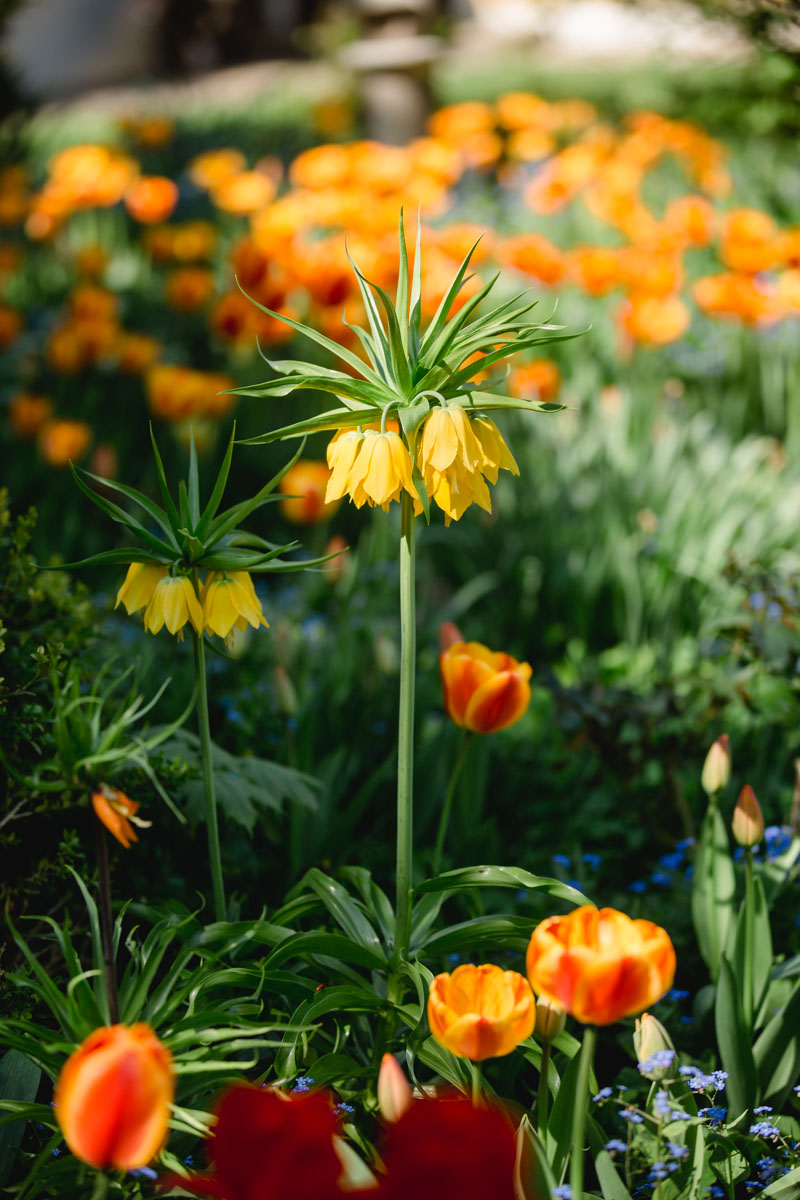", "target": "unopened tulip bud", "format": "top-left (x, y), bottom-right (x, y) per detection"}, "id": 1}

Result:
top-left (701, 734), bottom-right (731, 796)
top-left (374, 633), bottom-right (399, 674)
top-left (534, 995), bottom-right (566, 1044)
top-left (274, 665), bottom-right (298, 718)
top-left (439, 621), bottom-right (463, 652)
top-left (732, 784), bottom-right (764, 847)
top-left (377, 1053), bottom-right (412, 1123)
top-left (633, 1012), bottom-right (675, 1080)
